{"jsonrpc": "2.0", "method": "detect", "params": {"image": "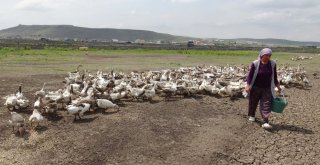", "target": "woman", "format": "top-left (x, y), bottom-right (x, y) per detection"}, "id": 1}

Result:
top-left (246, 48), bottom-right (281, 129)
